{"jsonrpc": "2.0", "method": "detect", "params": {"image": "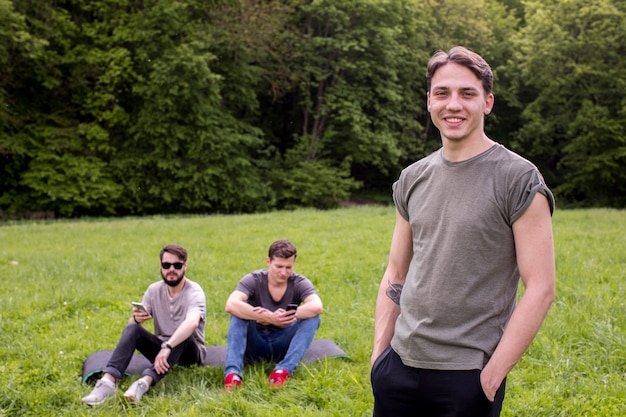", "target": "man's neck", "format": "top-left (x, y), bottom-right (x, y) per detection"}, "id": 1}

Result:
top-left (267, 276), bottom-right (287, 289)
top-left (442, 134), bottom-right (495, 162)
top-left (168, 277), bottom-right (187, 297)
